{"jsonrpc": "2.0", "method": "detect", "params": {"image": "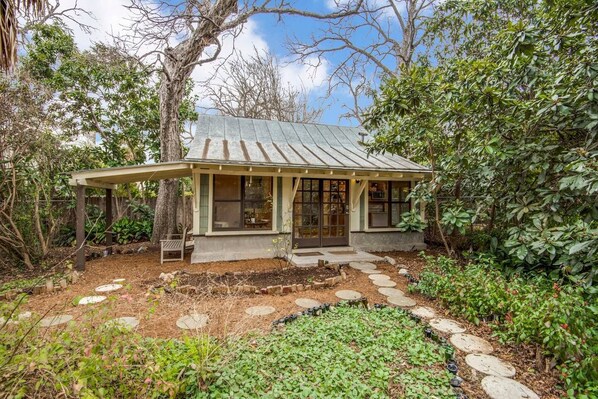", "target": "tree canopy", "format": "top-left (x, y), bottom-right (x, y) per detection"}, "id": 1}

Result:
top-left (365, 0), bottom-right (598, 285)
